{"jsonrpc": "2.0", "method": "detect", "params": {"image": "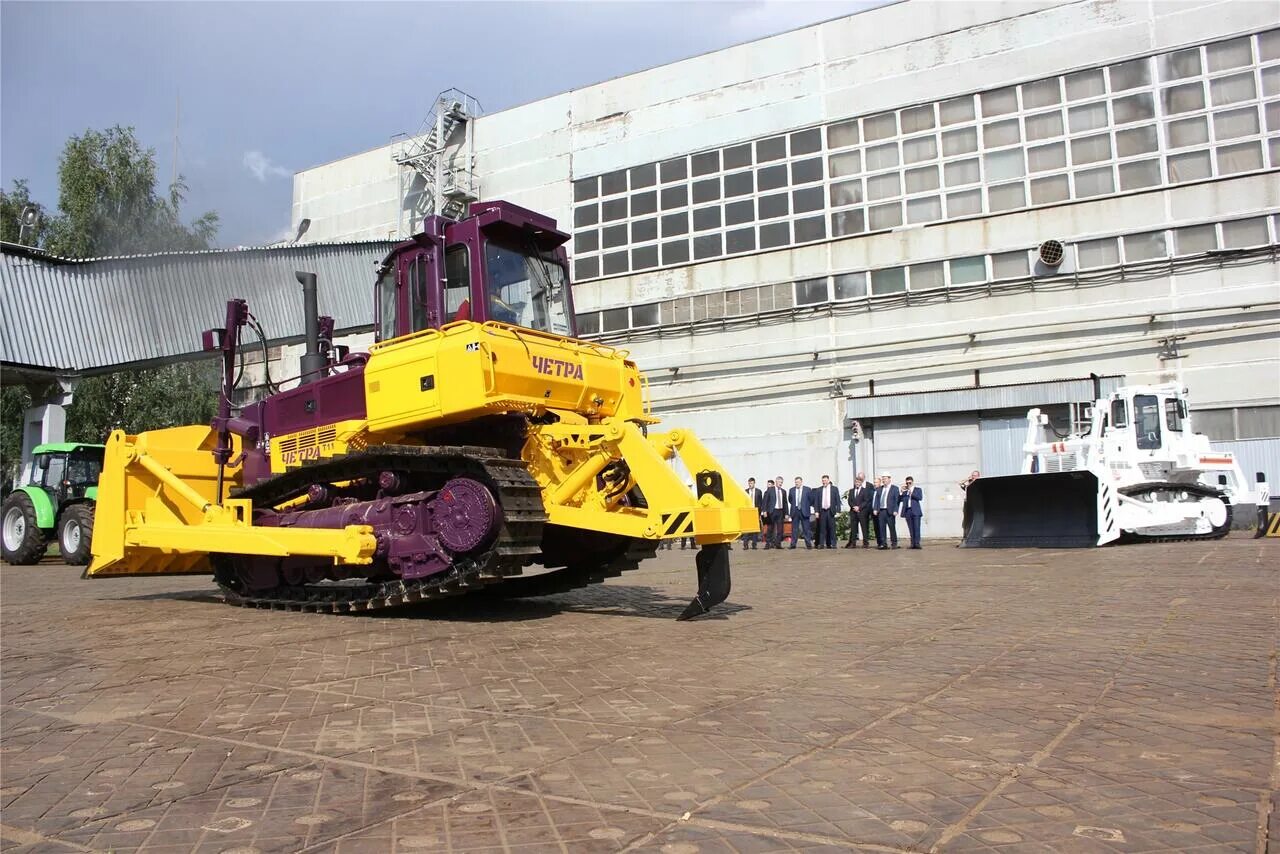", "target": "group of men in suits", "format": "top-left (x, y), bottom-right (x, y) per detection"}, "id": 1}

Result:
top-left (741, 471), bottom-right (923, 550)
top-left (843, 471), bottom-right (924, 550)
